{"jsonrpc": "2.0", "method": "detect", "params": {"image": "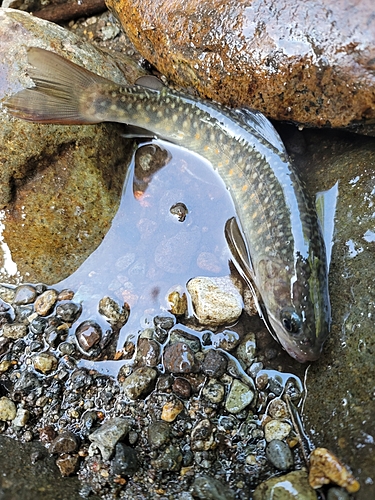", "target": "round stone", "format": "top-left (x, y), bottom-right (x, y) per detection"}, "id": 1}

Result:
top-left (121, 367), bottom-right (157, 400)
top-left (75, 320), bottom-right (102, 351)
top-left (202, 380), bottom-right (225, 403)
top-left (163, 342), bottom-right (198, 374)
top-left (32, 352), bottom-right (58, 374)
top-left (161, 399), bottom-right (184, 422)
top-left (266, 439), bottom-right (294, 470)
top-left (0, 397), bottom-right (16, 421)
top-left (225, 379), bottom-right (254, 414)
top-left (13, 285), bottom-right (37, 305)
top-left (148, 420), bottom-right (170, 449)
top-left (264, 420), bottom-right (292, 442)
top-left (34, 289), bottom-right (58, 316)
top-left (201, 349), bottom-right (227, 377)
